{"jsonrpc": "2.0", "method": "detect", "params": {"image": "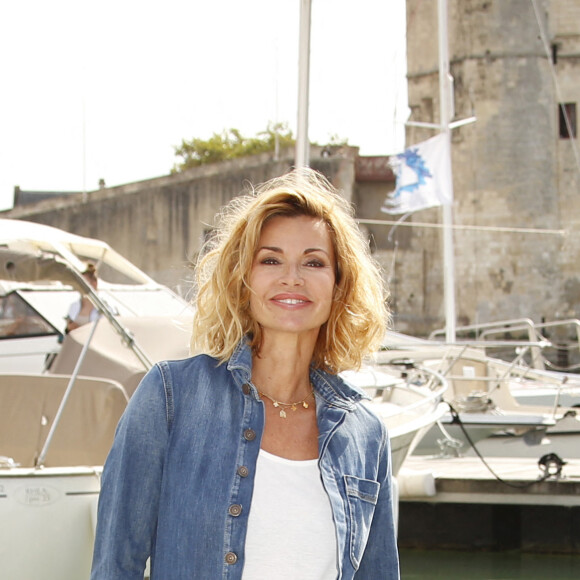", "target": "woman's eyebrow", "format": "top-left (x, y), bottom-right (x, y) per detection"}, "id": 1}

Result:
top-left (256, 245), bottom-right (282, 253)
top-left (304, 247), bottom-right (329, 256)
top-left (257, 246), bottom-right (329, 256)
